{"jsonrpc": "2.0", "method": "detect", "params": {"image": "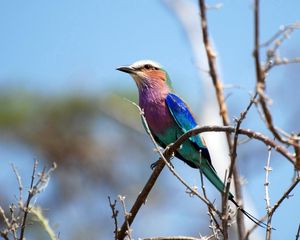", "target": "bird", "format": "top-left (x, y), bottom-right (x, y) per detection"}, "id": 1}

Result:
top-left (117, 59), bottom-right (267, 228)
